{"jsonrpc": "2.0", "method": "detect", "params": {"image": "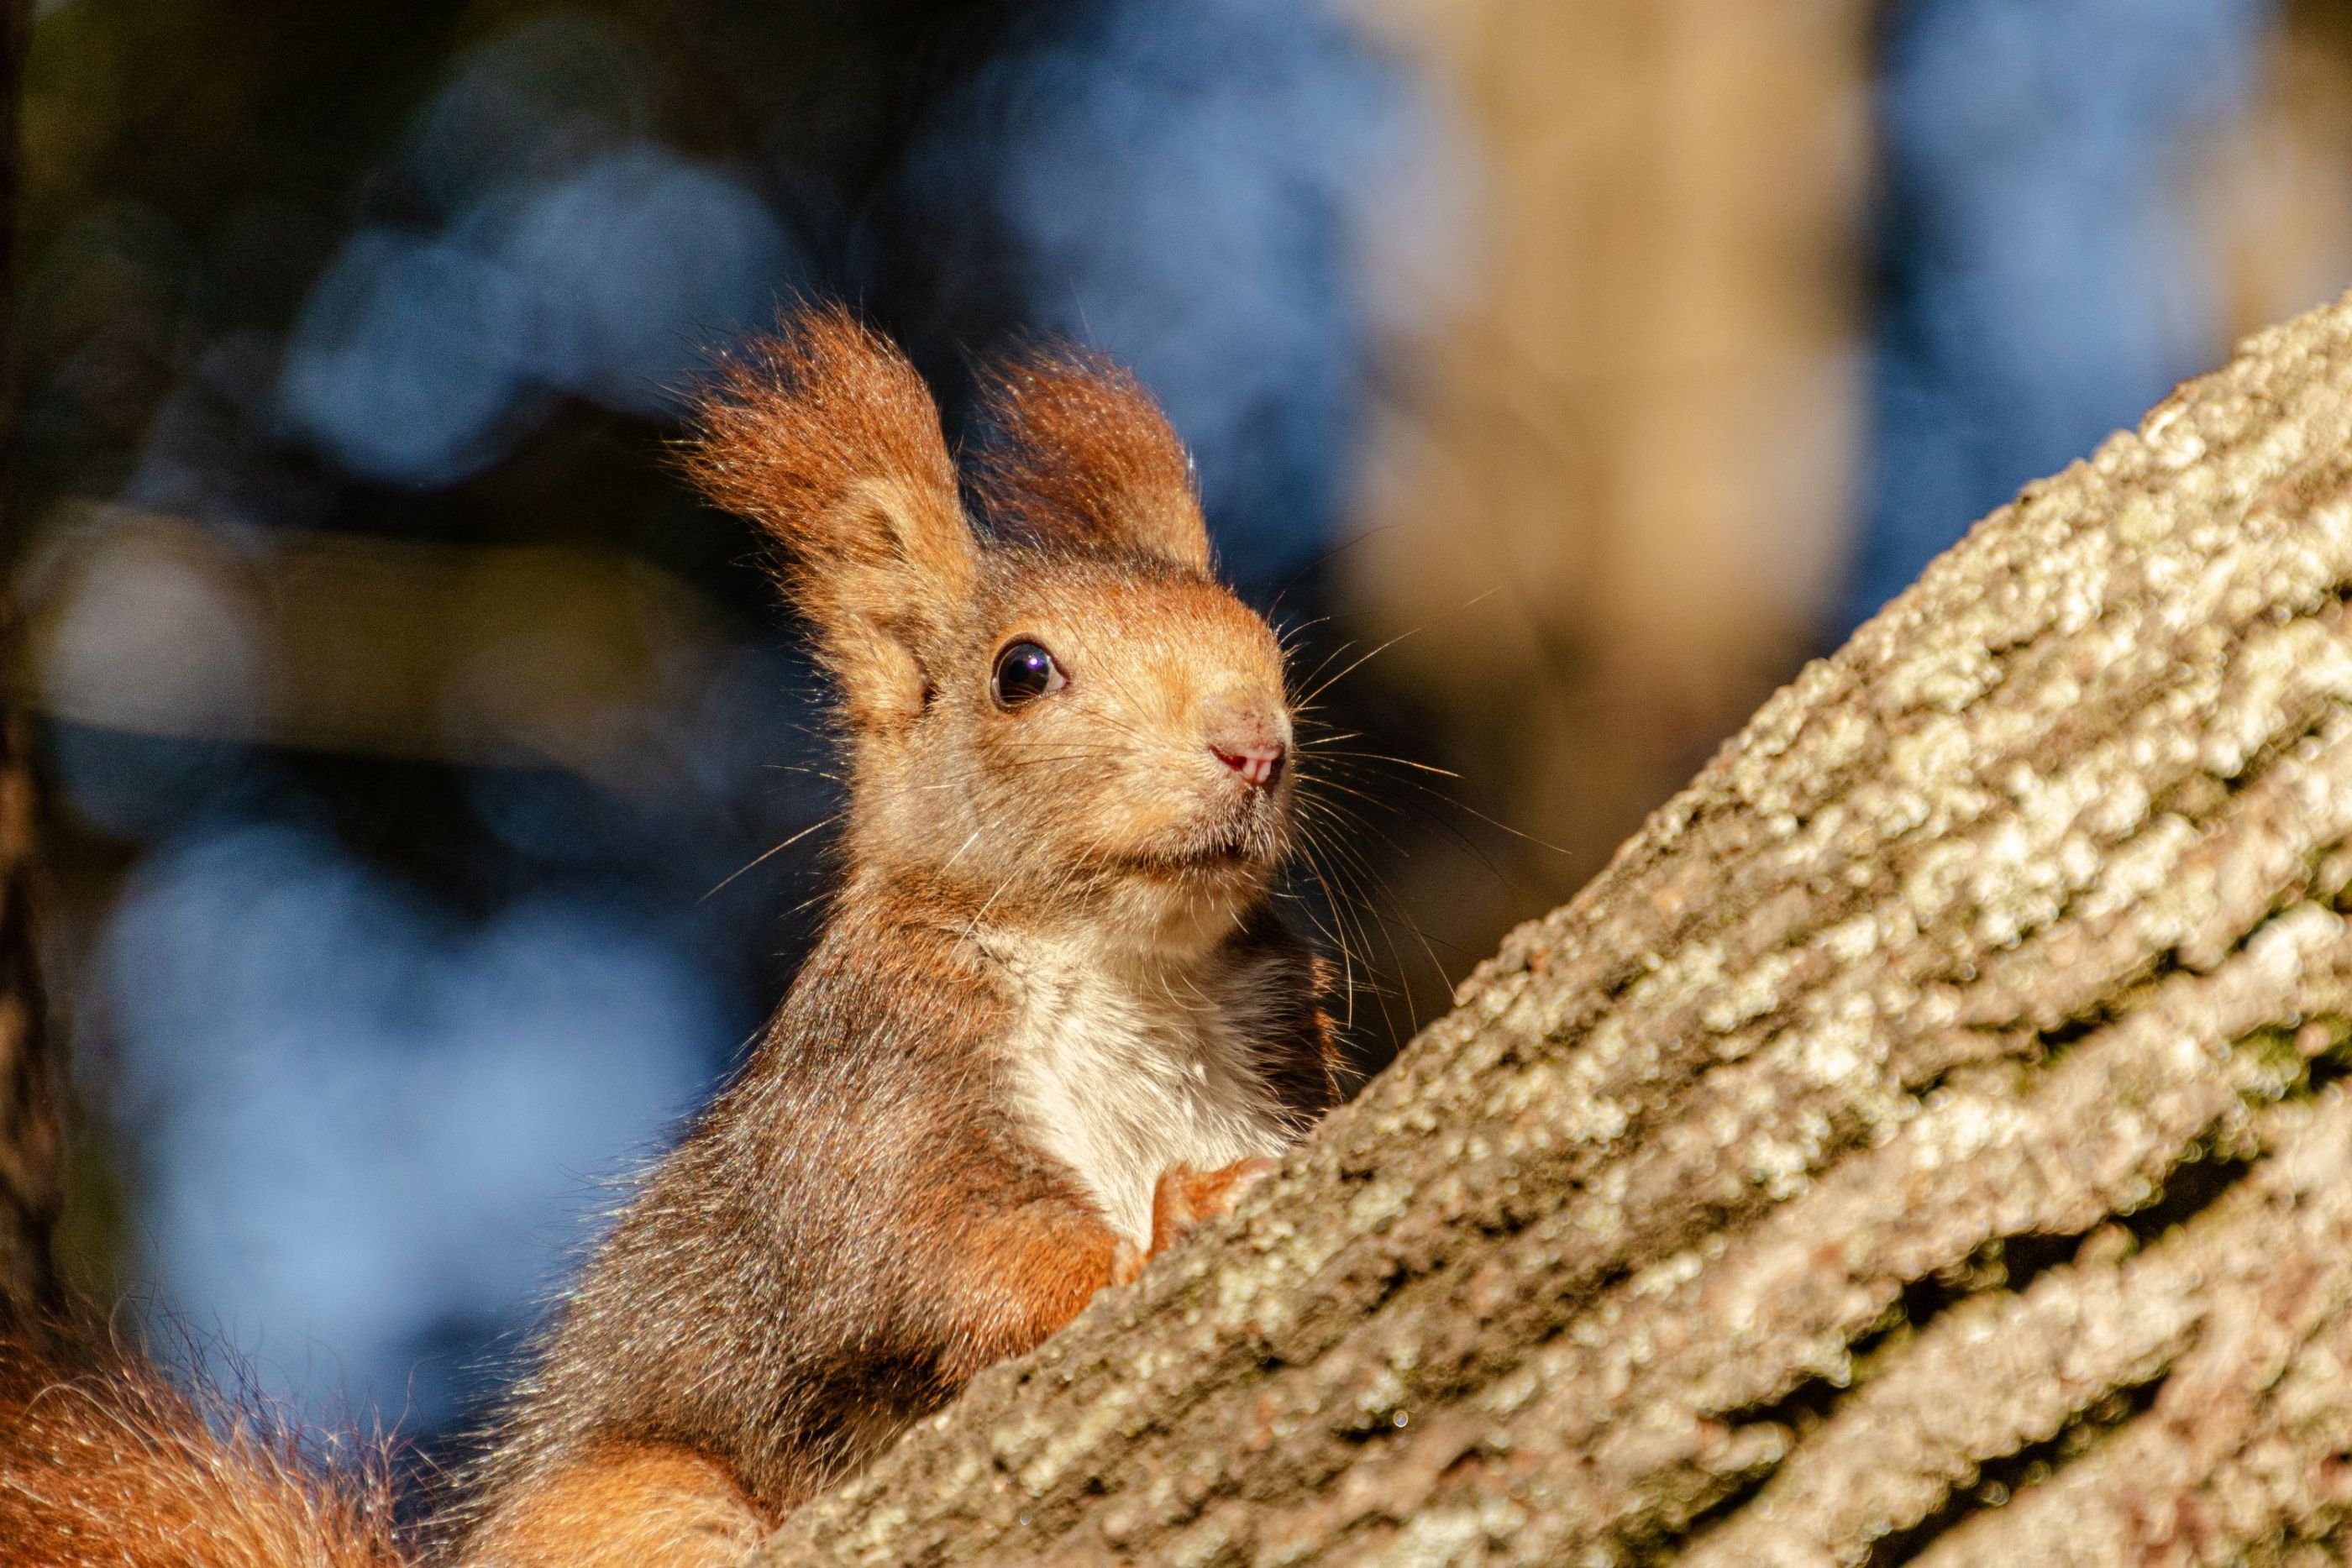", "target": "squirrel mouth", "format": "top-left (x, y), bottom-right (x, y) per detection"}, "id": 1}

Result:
top-left (1112, 793), bottom-right (1289, 882)
top-left (1129, 844), bottom-right (1253, 878)
top-left (1129, 821), bottom-right (1283, 879)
